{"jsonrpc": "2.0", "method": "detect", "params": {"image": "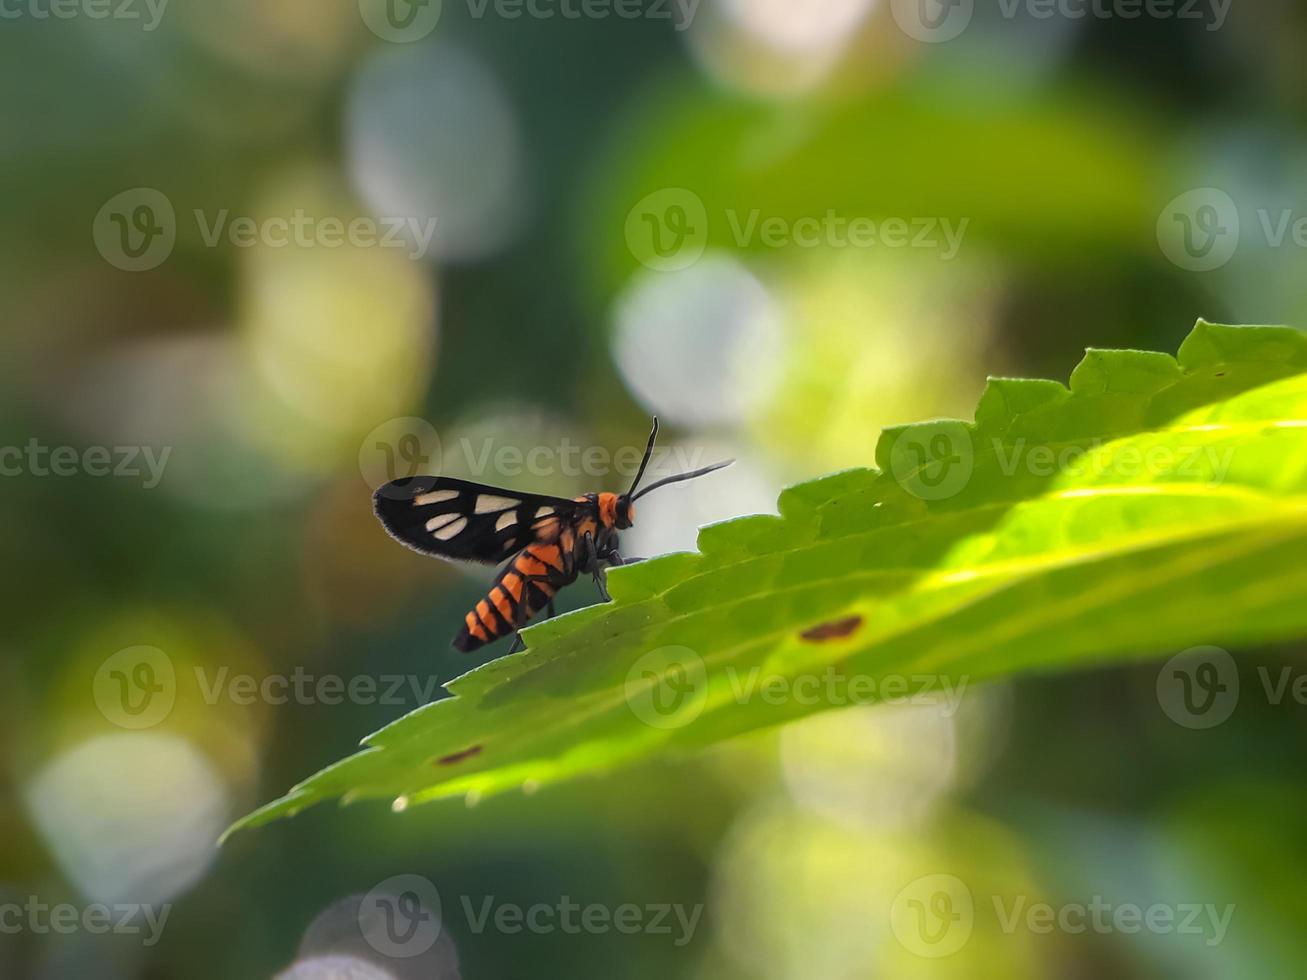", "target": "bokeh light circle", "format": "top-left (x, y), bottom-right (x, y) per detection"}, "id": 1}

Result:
top-left (612, 255), bottom-right (784, 427)
top-left (720, 0), bottom-right (876, 53)
top-left (346, 42), bottom-right (527, 263)
top-left (24, 734), bottom-right (229, 906)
